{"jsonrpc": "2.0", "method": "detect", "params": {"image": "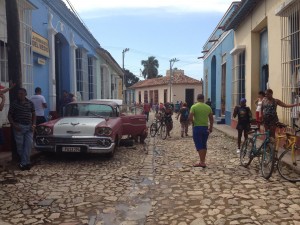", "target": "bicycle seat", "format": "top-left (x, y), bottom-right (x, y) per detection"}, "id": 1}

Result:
top-left (250, 125), bottom-right (259, 130)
